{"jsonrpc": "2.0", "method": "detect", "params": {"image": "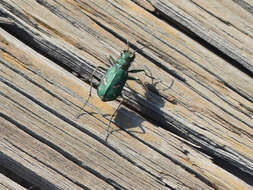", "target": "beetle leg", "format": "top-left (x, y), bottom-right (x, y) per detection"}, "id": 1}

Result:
top-left (128, 69), bottom-right (145, 73)
top-left (128, 68), bottom-right (154, 80)
top-left (129, 67), bottom-right (172, 91)
top-left (76, 66), bottom-right (104, 118)
top-left (127, 76), bottom-right (138, 80)
top-left (106, 98), bottom-right (124, 141)
top-left (106, 55), bottom-right (116, 66)
top-left (127, 76), bottom-right (148, 91)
